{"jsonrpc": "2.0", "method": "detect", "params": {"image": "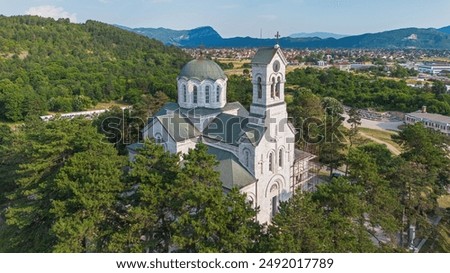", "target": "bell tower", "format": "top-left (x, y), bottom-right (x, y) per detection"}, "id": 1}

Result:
top-left (249, 42), bottom-right (288, 124)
